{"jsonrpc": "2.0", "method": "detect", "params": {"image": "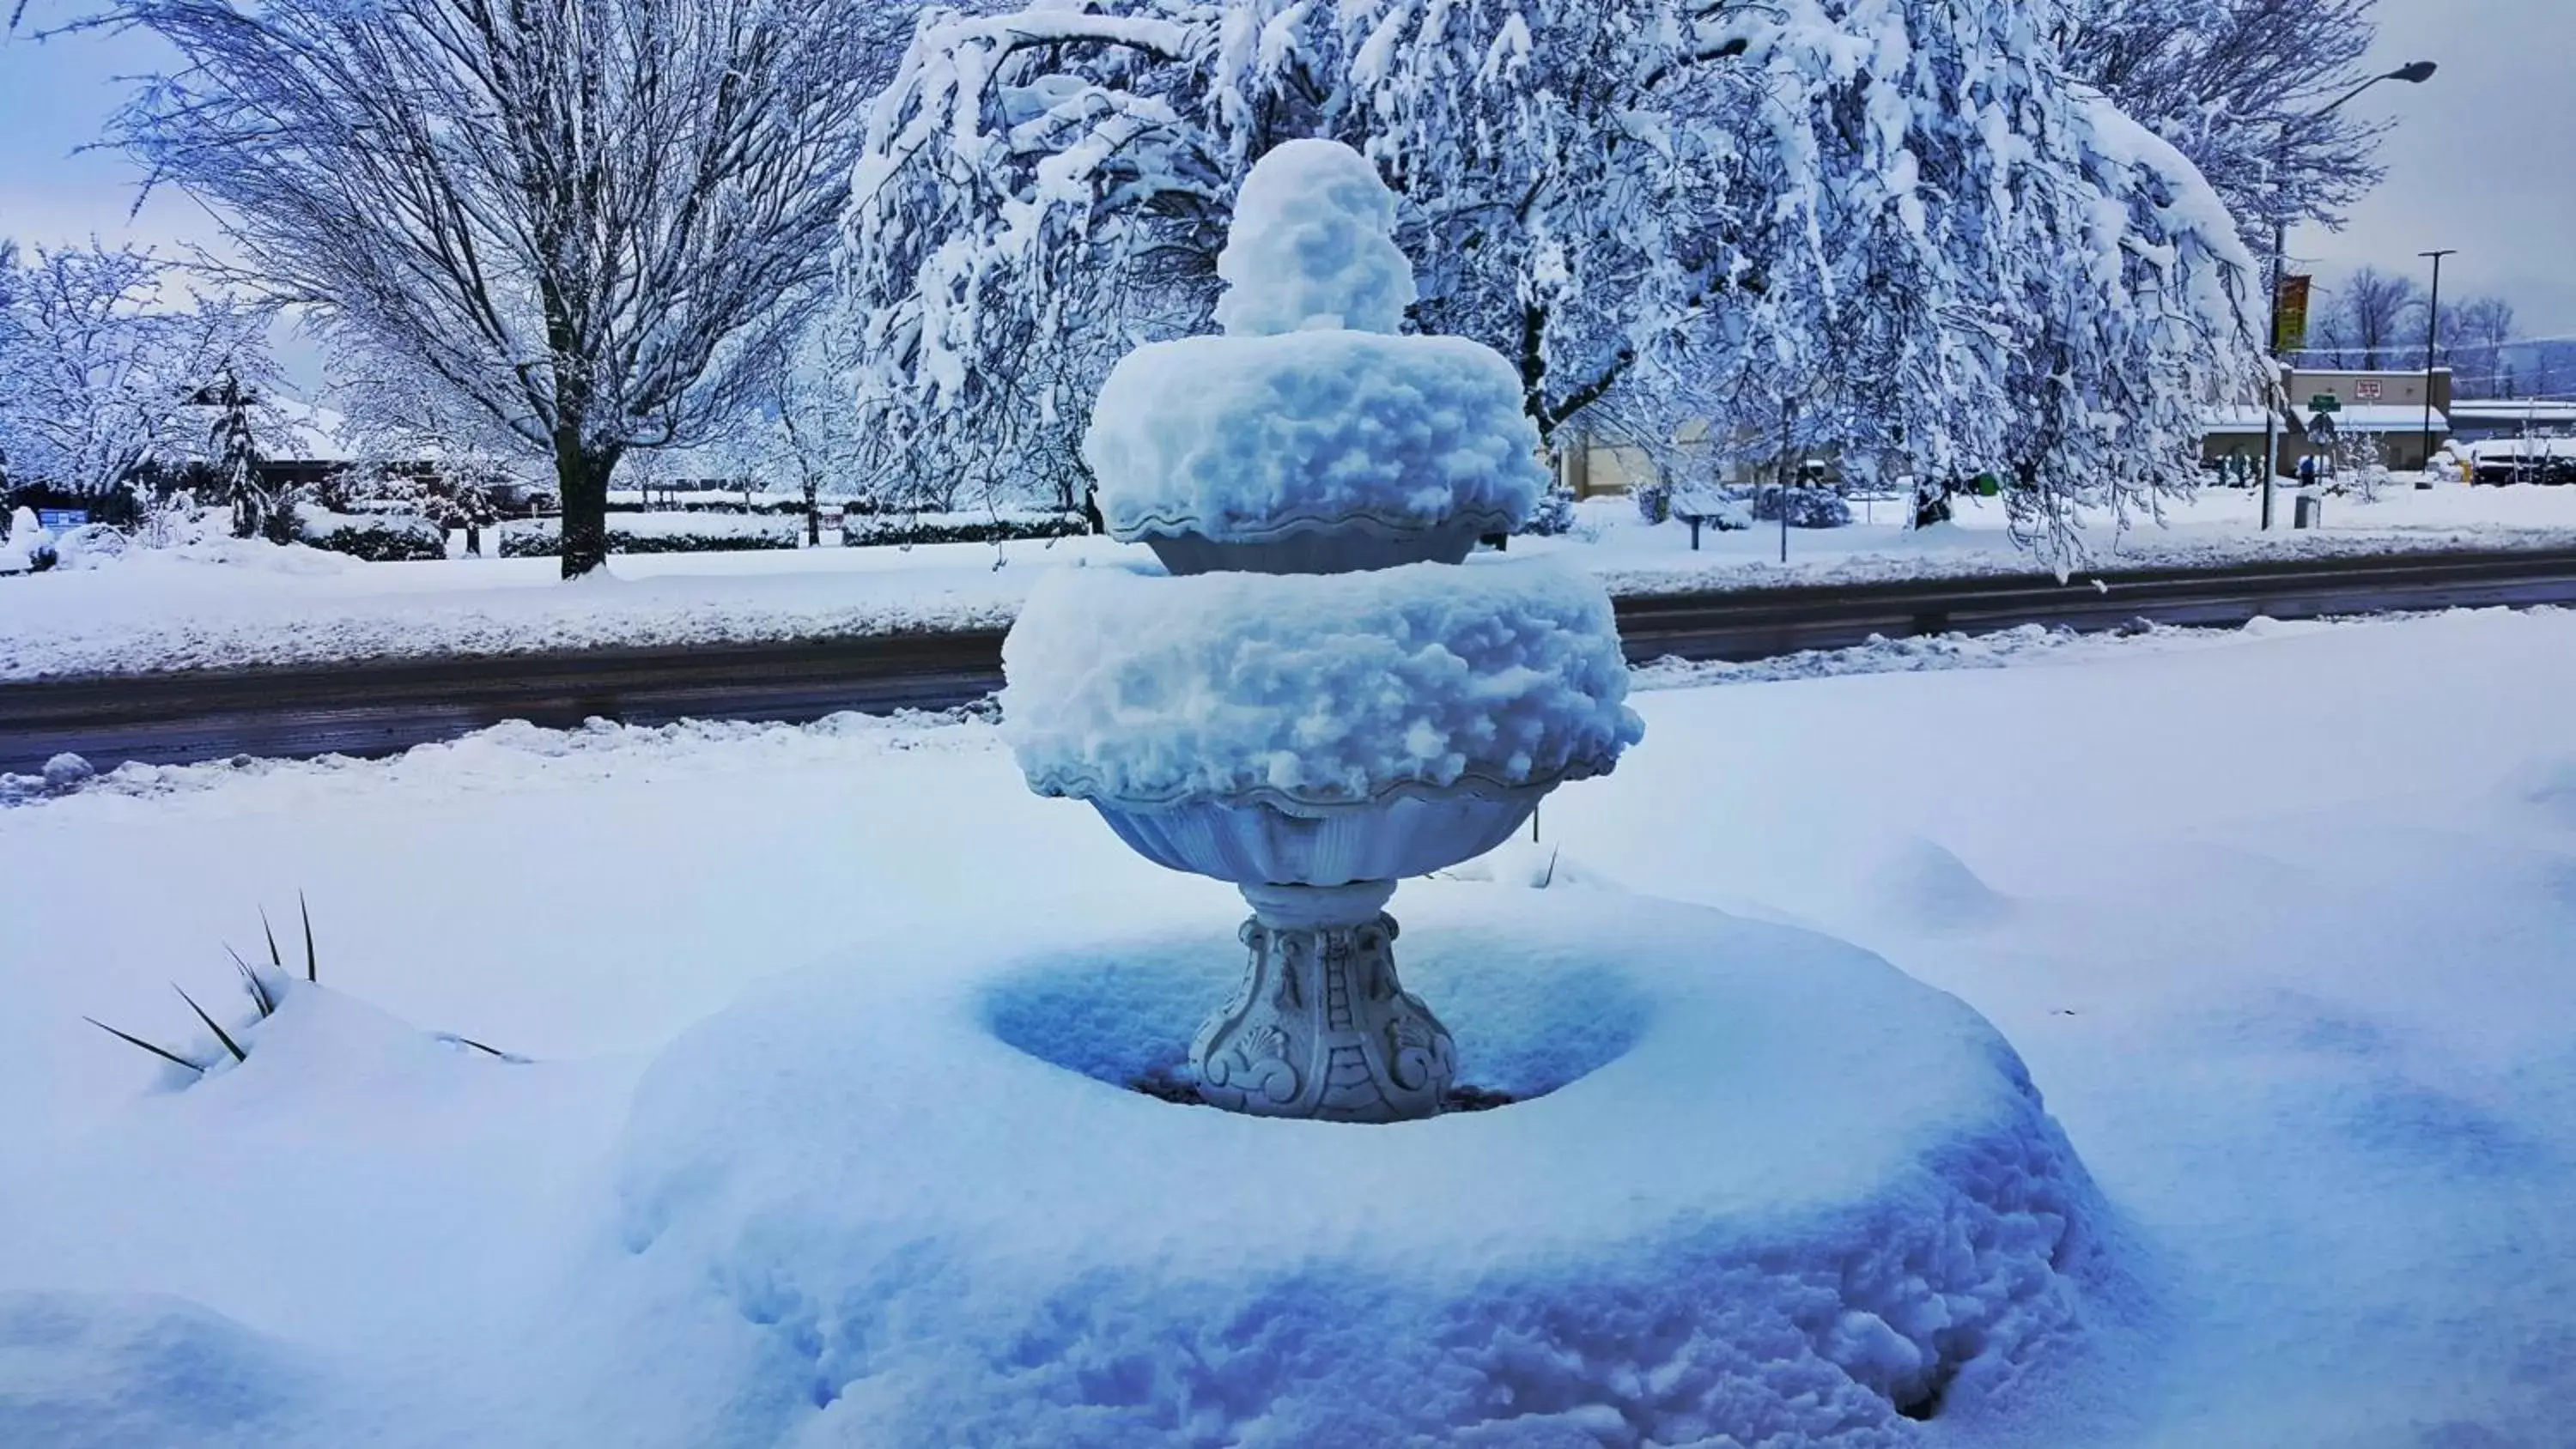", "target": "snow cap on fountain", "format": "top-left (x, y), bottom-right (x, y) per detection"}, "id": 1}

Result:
top-left (1213, 139), bottom-right (1416, 337)
top-left (1082, 138), bottom-right (1546, 560)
